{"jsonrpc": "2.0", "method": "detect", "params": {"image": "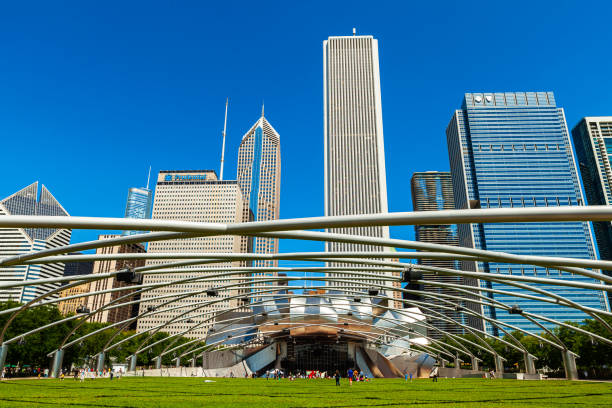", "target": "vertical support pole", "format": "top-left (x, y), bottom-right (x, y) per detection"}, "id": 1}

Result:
top-left (129, 355), bottom-right (137, 372)
top-left (274, 342), bottom-right (281, 369)
top-left (0, 344), bottom-right (8, 373)
top-left (494, 354), bottom-right (504, 374)
top-left (155, 356), bottom-right (162, 369)
top-left (562, 349), bottom-right (578, 380)
top-left (96, 352), bottom-right (105, 372)
top-left (524, 353), bottom-right (536, 374)
top-left (176, 358), bottom-right (180, 368)
top-left (191, 356), bottom-right (196, 368)
top-left (201, 354), bottom-right (206, 369)
top-left (470, 356), bottom-right (479, 371)
top-left (51, 349), bottom-right (64, 378)
top-left (454, 356), bottom-right (462, 369)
